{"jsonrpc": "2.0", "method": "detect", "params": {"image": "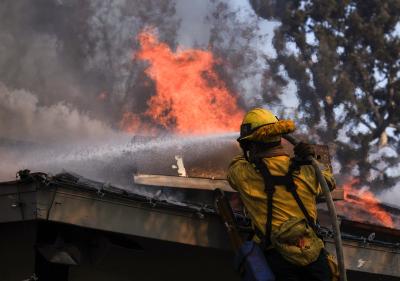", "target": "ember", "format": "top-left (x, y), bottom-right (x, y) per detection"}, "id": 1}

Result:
top-left (120, 28), bottom-right (244, 135)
